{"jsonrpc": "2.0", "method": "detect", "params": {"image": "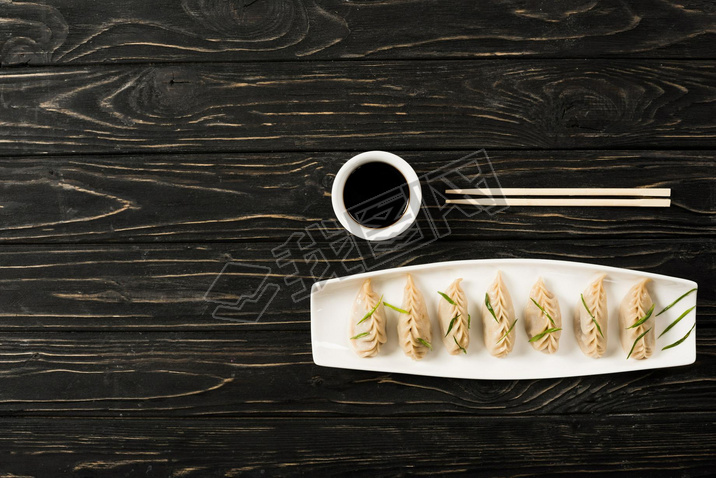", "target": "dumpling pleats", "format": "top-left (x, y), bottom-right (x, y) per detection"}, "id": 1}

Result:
top-left (482, 271), bottom-right (516, 358)
top-left (398, 274), bottom-right (433, 360)
top-left (575, 274), bottom-right (608, 358)
top-left (438, 278), bottom-right (469, 355)
top-left (524, 278), bottom-right (561, 354)
top-left (349, 279), bottom-right (387, 358)
top-left (619, 278), bottom-right (655, 360)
